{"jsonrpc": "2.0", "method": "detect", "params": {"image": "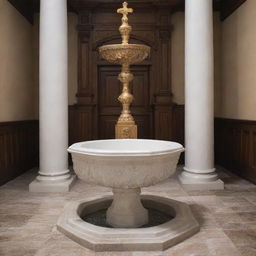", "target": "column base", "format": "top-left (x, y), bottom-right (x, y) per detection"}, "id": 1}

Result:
top-left (29, 174), bottom-right (76, 193)
top-left (178, 167), bottom-right (224, 190)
